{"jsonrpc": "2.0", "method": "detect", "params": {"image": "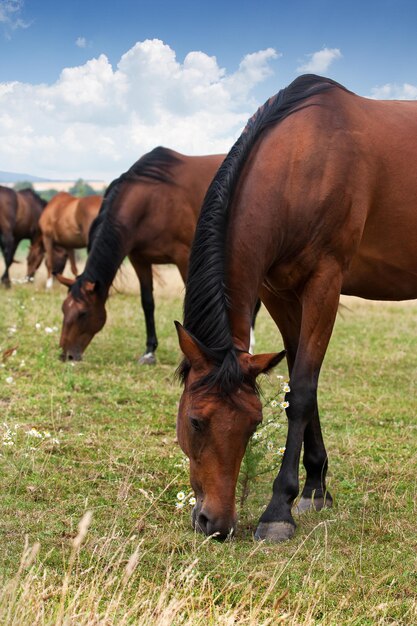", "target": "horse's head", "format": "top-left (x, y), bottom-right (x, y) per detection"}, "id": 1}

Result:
top-left (176, 322), bottom-right (285, 540)
top-left (26, 236), bottom-right (44, 279)
top-left (57, 275), bottom-right (107, 361)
